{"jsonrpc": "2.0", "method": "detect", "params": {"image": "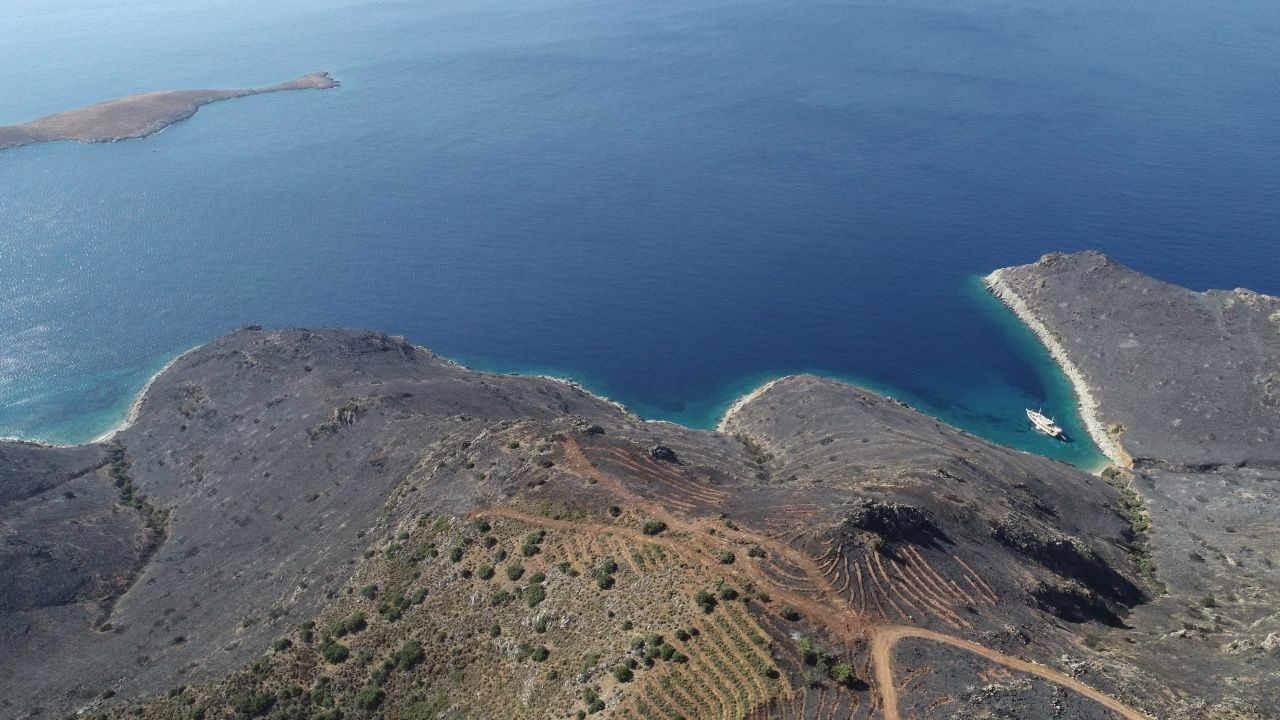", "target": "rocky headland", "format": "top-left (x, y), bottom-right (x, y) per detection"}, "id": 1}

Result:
top-left (988, 251), bottom-right (1280, 718)
top-left (0, 252), bottom-right (1274, 720)
top-left (0, 72), bottom-right (339, 152)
